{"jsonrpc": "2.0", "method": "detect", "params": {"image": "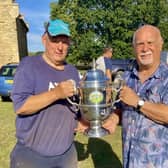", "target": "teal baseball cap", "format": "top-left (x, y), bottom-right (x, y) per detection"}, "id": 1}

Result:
top-left (46, 19), bottom-right (70, 37)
